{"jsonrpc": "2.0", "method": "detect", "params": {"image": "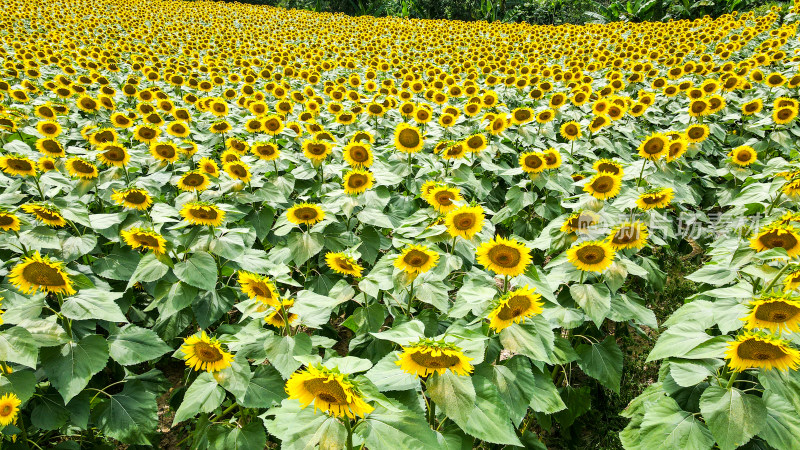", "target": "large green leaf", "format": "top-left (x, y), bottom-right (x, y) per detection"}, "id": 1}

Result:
top-left (41, 334), bottom-right (109, 403)
top-left (239, 365), bottom-right (286, 408)
top-left (107, 325), bottom-right (172, 366)
top-left (759, 392), bottom-right (800, 450)
top-left (174, 251), bottom-right (218, 291)
top-left (61, 289), bottom-right (127, 322)
top-left (528, 366), bottom-right (566, 414)
top-left (0, 369), bottom-right (36, 403)
top-left (647, 324), bottom-right (716, 362)
top-left (357, 403), bottom-right (440, 450)
top-left (499, 315), bottom-right (554, 363)
top-left (699, 385), bottom-right (766, 450)
top-left (127, 252), bottom-right (170, 289)
top-left (485, 356), bottom-right (536, 426)
top-left (0, 326), bottom-right (40, 368)
top-left (210, 422), bottom-right (267, 450)
top-left (570, 283), bottom-right (611, 327)
top-left (263, 333), bottom-right (312, 379)
top-left (173, 372), bottom-right (225, 424)
top-left (263, 399), bottom-right (346, 450)
top-left (638, 395), bottom-right (714, 450)
top-left (576, 336), bottom-right (623, 393)
top-left (427, 370), bottom-right (476, 425)
top-left (453, 375), bottom-right (522, 446)
top-left (92, 381), bottom-right (159, 445)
